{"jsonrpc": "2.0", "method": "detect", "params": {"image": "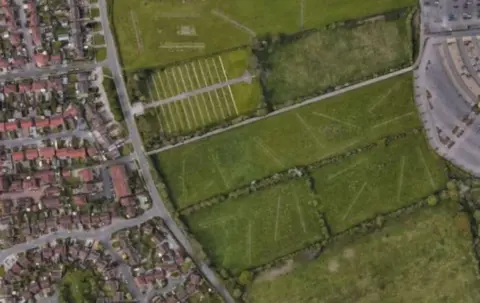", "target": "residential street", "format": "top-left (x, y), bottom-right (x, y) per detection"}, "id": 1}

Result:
top-left (0, 61), bottom-right (100, 81)
top-left (97, 0), bottom-right (235, 302)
